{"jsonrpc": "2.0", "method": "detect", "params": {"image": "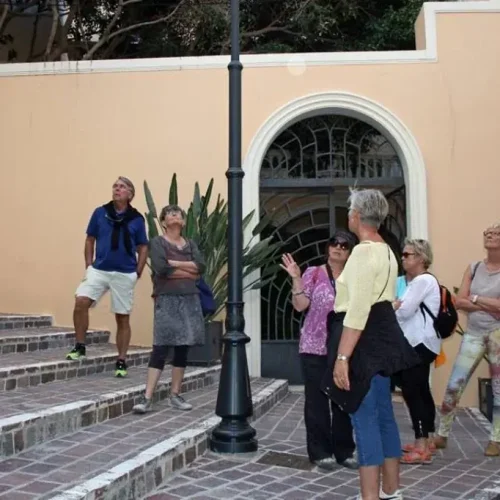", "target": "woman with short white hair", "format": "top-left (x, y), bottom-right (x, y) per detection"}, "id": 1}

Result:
top-left (393, 239), bottom-right (441, 464)
top-left (322, 189), bottom-right (419, 500)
